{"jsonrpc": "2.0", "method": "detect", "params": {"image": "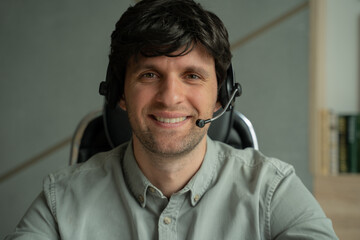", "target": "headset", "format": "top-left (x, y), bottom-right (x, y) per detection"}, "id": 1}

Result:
top-left (99, 62), bottom-right (242, 128)
top-left (218, 64), bottom-right (242, 111)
